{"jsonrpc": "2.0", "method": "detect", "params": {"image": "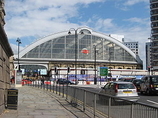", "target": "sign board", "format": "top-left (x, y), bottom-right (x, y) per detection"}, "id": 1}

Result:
top-left (16, 70), bottom-right (22, 84)
top-left (99, 67), bottom-right (108, 76)
top-left (38, 69), bottom-right (47, 75)
top-left (81, 48), bottom-right (89, 54)
top-left (21, 69), bottom-right (25, 74)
